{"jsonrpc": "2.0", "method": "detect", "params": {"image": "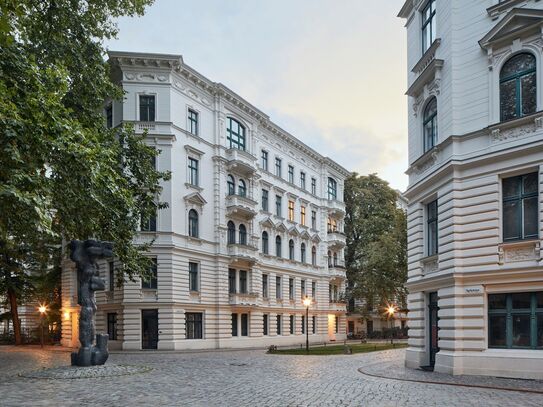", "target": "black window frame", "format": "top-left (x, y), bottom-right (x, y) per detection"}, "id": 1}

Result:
top-left (107, 312), bottom-right (117, 340)
top-left (327, 177), bottom-right (337, 200)
top-left (311, 177), bottom-right (317, 195)
top-left (188, 209), bottom-right (199, 238)
top-left (262, 231), bottom-right (269, 254)
top-left (228, 269), bottom-right (236, 294)
top-left (276, 276), bottom-right (282, 299)
top-left (275, 157), bottom-right (282, 178)
top-left (185, 312), bottom-right (203, 339)
top-left (231, 313), bottom-right (238, 336)
top-left (423, 97), bottom-right (438, 153)
top-left (275, 195), bottom-right (282, 217)
top-left (300, 172), bottom-right (306, 190)
top-left (188, 157), bottom-right (199, 186)
top-left (502, 172), bottom-right (539, 241)
top-left (261, 150), bottom-right (268, 171)
top-left (288, 165), bottom-right (294, 183)
top-left (421, 0), bottom-right (436, 54)
top-left (188, 108), bottom-right (199, 136)
top-left (275, 235), bottom-right (282, 257)
top-left (241, 313), bottom-right (249, 336)
top-left (263, 314), bottom-right (268, 335)
top-left (262, 274), bottom-right (268, 298)
top-left (227, 174), bottom-right (235, 196)
top-left (262, 189), bottom-right (269, 212)
top-left (427, 199), bottom-right (438, 256)
top-left (227, 221), bottom-right (236, 244)
top-left (226, 117), bottom-right (246, 151)
top-left (139, 94), bottom-right (156, 122)
top-left (189, 261), bottom-right (199, 292)
top-left (238, 224), bottom-right (247, 245)
top-left (500, 53), bottom-right (537, 122)
top-left (108, 261), bottom-right (114, 292)
top-left (142, 258), bottom-right (158, 289)
top-left (239, 270), bottom-right (248, 294)
top-left (289, 277), bottom-right (294, 300)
